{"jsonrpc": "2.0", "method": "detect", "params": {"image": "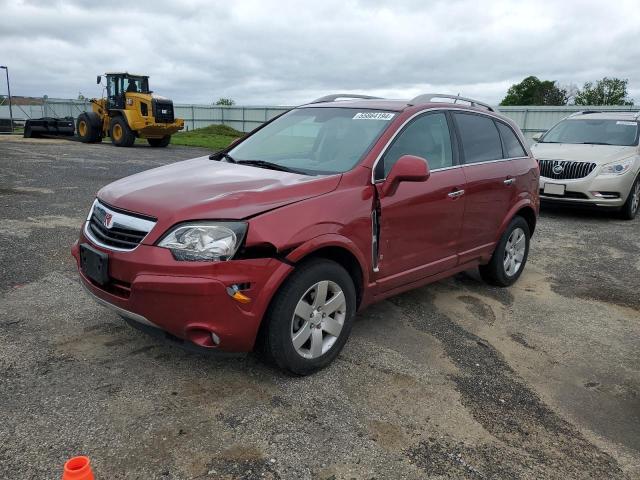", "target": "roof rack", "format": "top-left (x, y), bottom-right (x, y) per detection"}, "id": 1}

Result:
top-left (308, 94), bottom-right (383, 104)
top-left (567, 110), bottom-right (601, 117)
top-left (408, 93), bottom-right (494, 112)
